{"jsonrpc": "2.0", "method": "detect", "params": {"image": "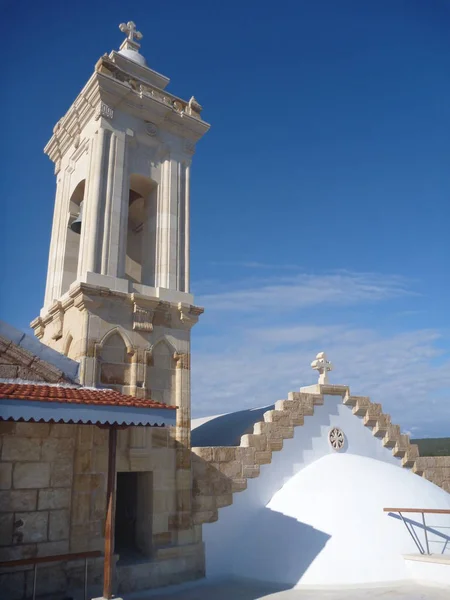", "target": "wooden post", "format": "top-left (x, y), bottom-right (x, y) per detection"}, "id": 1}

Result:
top-left (103, 426), bottom-right (117, 600)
